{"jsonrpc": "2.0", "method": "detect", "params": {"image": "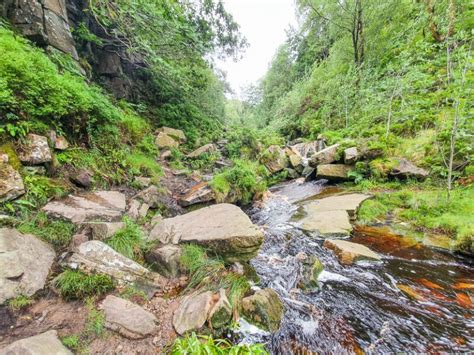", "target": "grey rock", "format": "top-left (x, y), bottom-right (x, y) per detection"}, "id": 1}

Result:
top-left (146, 245), bottom-right (182, 278)
top-left (309, 144), bottom-right (339, 167)
top-left (173, 291), bottom-right (214, 335)
top-left (155, 132), bottom-right (179, 149)
top-left (187, 144), bottom-right (217, 158)
top-left (344, 147), bottom-right (359, 164)
top-left (87, 222), bottom-right (125, 240)
top-left (17, 134), bottom-right (52, 165)
top-left (178, 182), bottom-right (215, 207)
top-left (54, 136), bottom-right (69, 150)
top-left (241, 289), bottom-right (284, 332)
top-left (0, 163), bottom-right (25, 203)
top-left (390, 158), bottom-right (429, 180)
top-left (134, 186), bottom-right (161, 208)
top-left (0, 330), bottom-right (72, 355)
top-left (70, 170), bottom-right (93, 188)
top-left (316, 164), bottom-right (353, 181)
top-left (323, 239), bottom-right (381, 265)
